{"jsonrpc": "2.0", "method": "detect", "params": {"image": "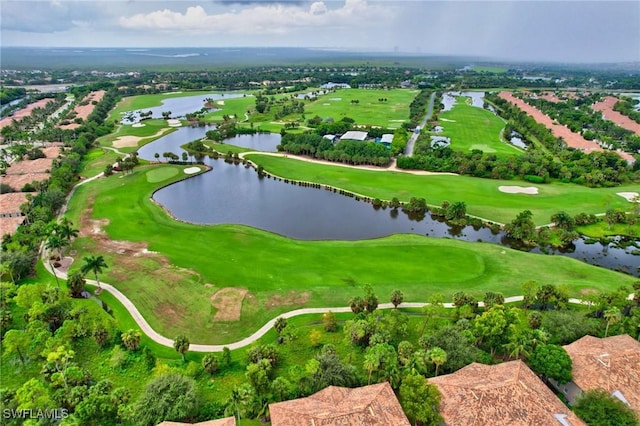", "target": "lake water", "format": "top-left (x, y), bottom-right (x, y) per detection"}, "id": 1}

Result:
top-left (442, 91), bottom-right (485, 111)
top-left (140, 125), bottom-right (640, 276)
top-left (120, 93), bottom-right (247, 124)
